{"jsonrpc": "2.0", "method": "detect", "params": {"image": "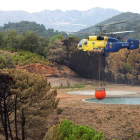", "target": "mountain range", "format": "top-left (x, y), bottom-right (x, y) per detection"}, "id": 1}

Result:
top-left (0, 7), bottom-right (120, 31)
top-left (79, 12), bottom-right (140, 40)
